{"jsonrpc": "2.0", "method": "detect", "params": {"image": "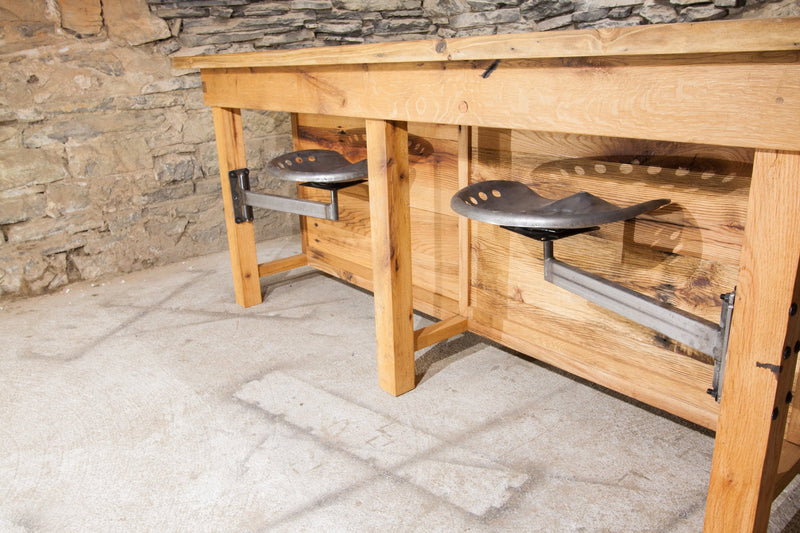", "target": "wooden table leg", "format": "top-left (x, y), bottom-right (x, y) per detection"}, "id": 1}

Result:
top-left (365, 119), bottom-right (416, 396)
top-left (704, 150), bottom-right (800, 532)
top-left (211, 106), bottom-right (262, 308)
